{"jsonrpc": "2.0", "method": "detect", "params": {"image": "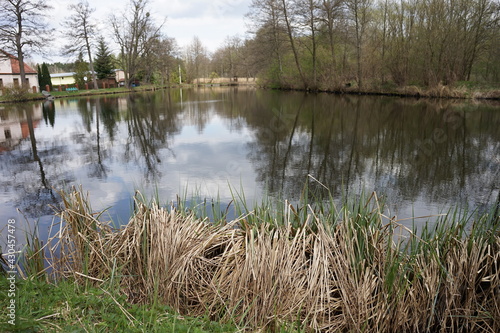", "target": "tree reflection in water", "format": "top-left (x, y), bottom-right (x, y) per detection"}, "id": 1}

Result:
top-left (123, 93), bottom-right (179, 182)
top-left (244, 92), bottom-right (500, 214)
top-left (0, 88), bottom-right (498, 225)
top-left (0, 103), bottom-right (72, 218)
